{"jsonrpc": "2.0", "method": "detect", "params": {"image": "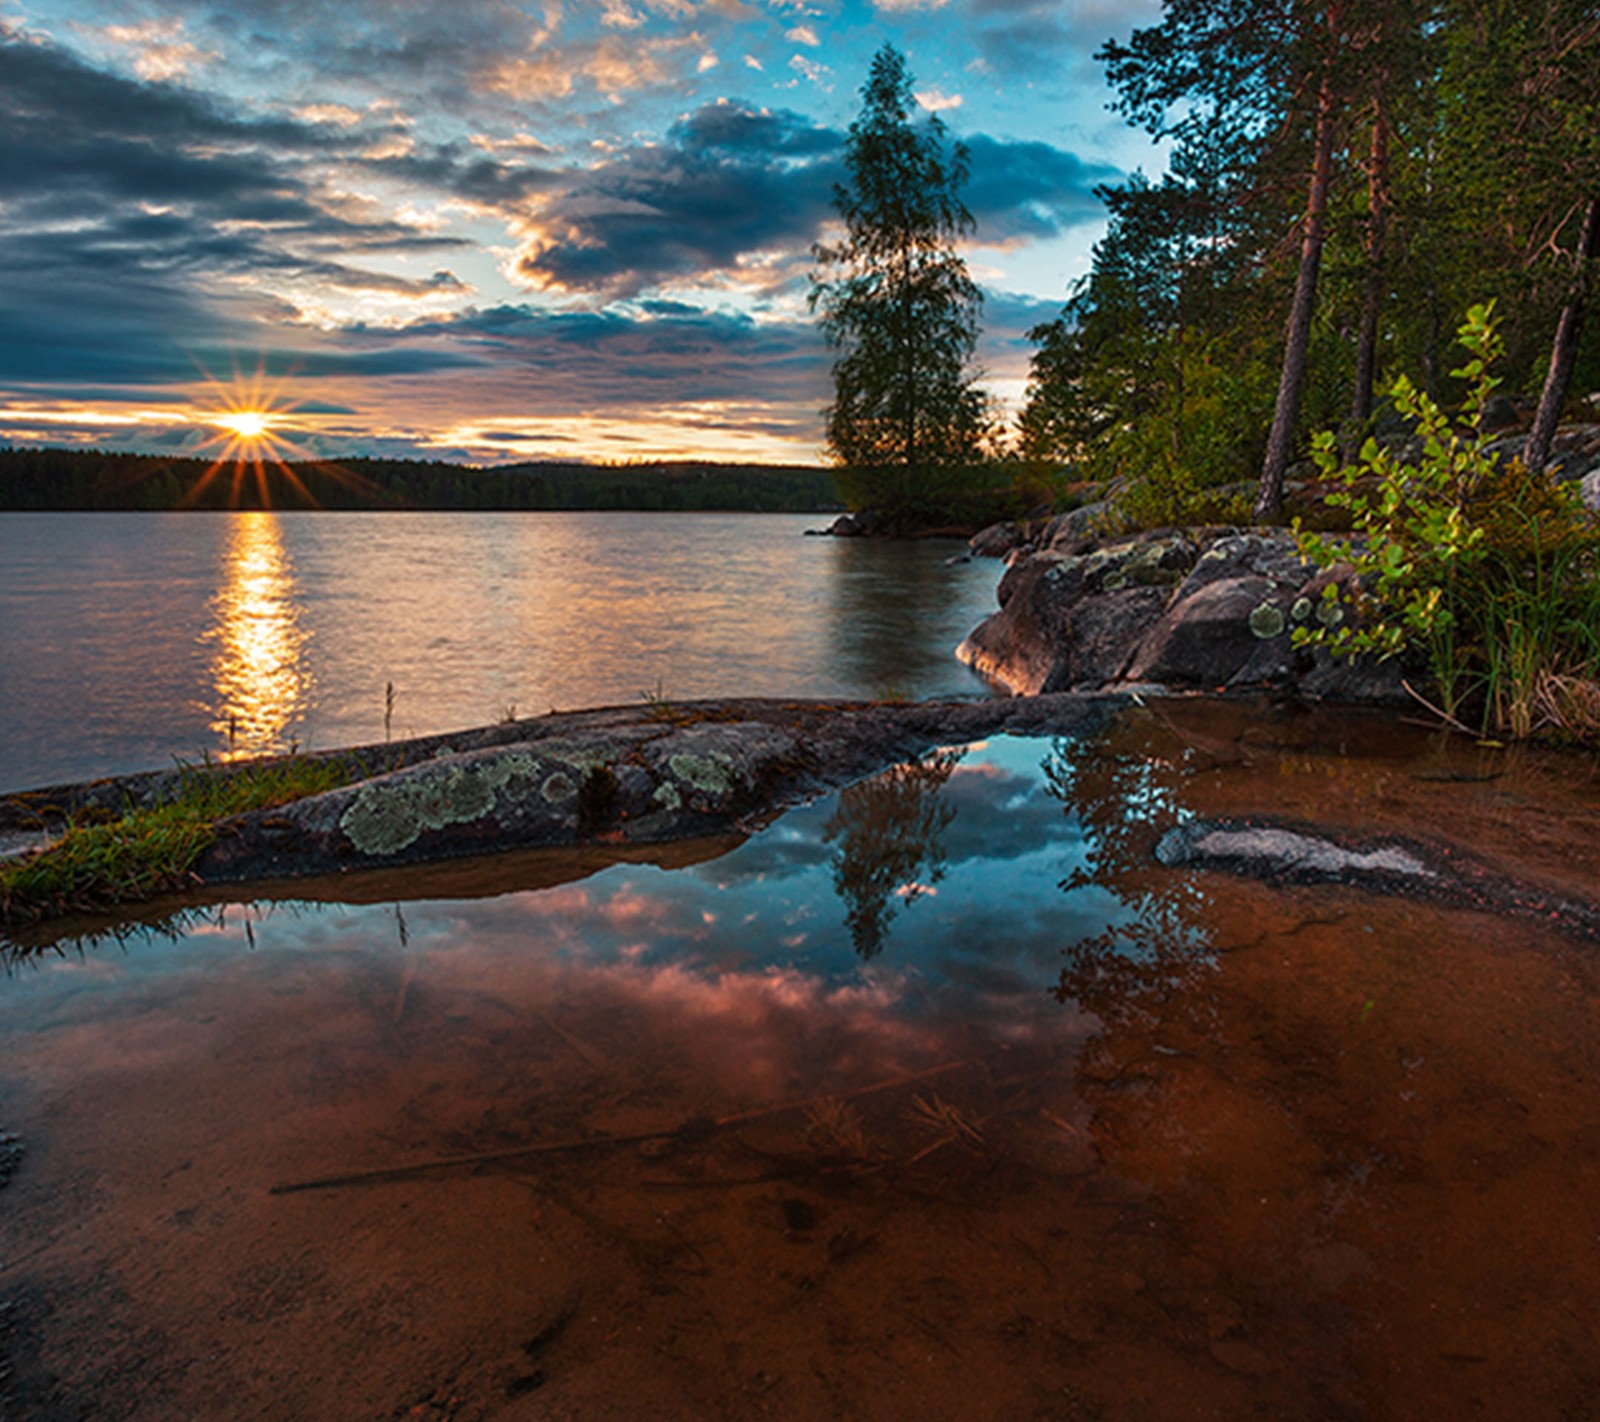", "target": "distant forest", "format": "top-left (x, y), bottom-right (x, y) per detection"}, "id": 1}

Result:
top-left (0, 446), bottom-right (843, 513)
